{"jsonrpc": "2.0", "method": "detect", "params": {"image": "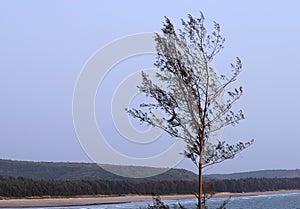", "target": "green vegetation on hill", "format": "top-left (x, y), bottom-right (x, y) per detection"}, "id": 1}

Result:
top-left (2, 159), bottom-right (300, 182)
top-left (2, 159), bottom-right (300, 181)
top-left (0, 159), bottom-right (198, 181)
top-left (1, 159), bottom-right (300, 197)
top-left (205, 169), bottom-right (300, 180)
